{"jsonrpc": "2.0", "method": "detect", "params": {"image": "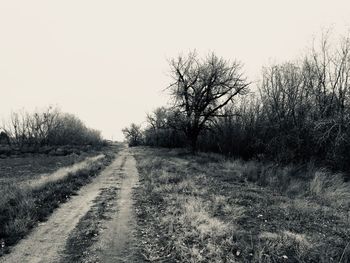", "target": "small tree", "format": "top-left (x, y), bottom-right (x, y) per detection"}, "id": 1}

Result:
top-left (168, 51), bottom-right (250, 151)
top-left (122, 123), bottom-right (143, 147)
top-left (0, 131), bottom-right (10, 145)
